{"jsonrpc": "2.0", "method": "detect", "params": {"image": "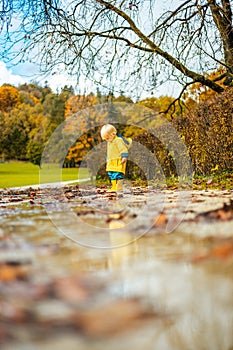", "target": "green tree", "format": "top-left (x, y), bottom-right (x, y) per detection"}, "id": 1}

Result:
top-left (0, 108), bottom-right (29, 160)
top-left (26, 140), bottom-right (44, 167)
top-left (42, 88), bottom-right (73, 138)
